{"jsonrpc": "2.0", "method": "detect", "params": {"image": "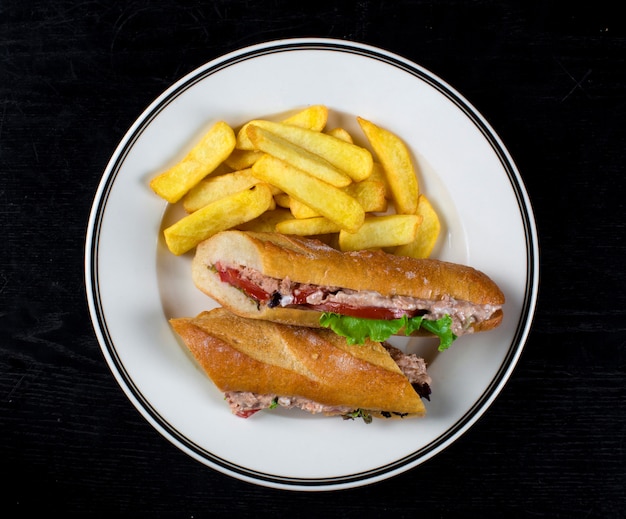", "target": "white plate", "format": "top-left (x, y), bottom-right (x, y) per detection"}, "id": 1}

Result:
top-left (85, 38), bottom-right (538, 491)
